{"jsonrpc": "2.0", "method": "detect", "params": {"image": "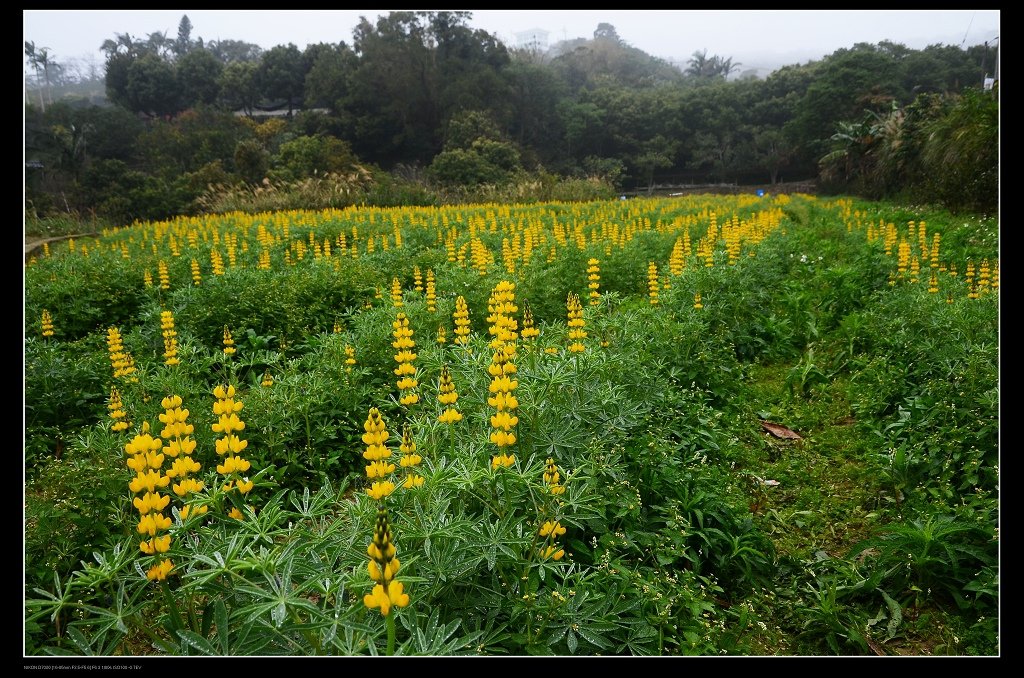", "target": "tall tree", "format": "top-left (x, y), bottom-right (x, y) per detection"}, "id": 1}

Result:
top-left (125, 53), bottom-right (180, 117)
top-left (207, 39), bottom-right (263, 64)
top-left (257, 44), bottom-right (305, 115)
top-left (686, 49), bottom-right (741, 81)
top-left (145, 31), bottom-right (174, 59)
top-left (177, 49), bottom-right (223, 107)
top-left (100, 33), bottom-right (141, 59)
top-left (174, 15), bottom-right (194, 57)
top-left (348, 11), bottom-right (442, 166)
top-left (24, 41), bottom-right (52, 110)
top-left (219, 61), bottom-right (260, 116)
top-left (304, 43), bottom-right (357, 115)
